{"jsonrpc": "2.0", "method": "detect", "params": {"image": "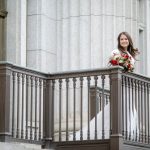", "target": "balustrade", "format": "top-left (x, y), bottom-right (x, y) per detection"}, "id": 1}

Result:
top-left (0, 62), bottom-right (150, 150)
